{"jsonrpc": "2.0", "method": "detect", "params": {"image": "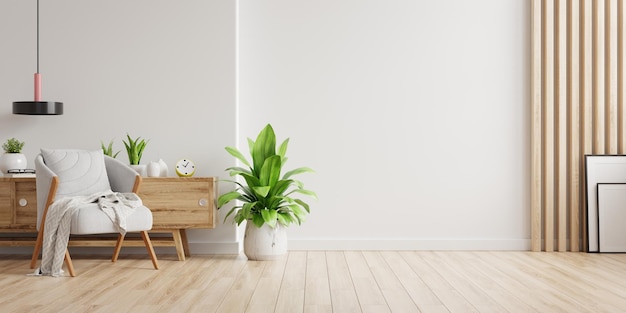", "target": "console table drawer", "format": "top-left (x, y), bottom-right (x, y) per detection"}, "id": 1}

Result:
top-left (0, 178), bottom-right (37, 229)
top-left (14, 180), bottom-right (37, 227)
top-left (138, 177), bottom-right (216, 229)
